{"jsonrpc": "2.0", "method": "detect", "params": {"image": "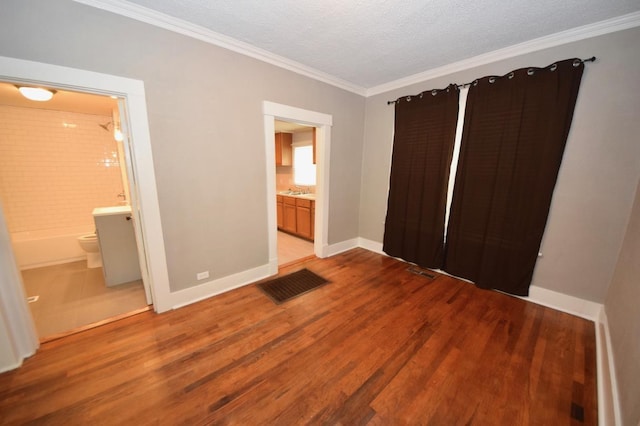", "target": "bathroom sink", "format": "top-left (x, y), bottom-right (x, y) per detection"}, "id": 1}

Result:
top-left (92, 205), bottom-right (132, 216)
